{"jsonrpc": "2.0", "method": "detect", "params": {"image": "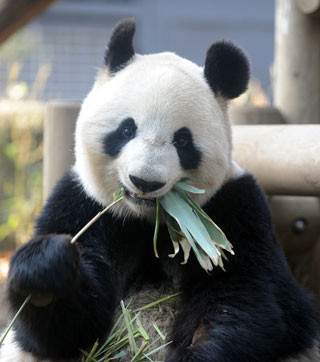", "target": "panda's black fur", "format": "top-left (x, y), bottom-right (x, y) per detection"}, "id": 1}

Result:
top-left (104, 17), bottom-right (136, 73)
top-left (3, 18), bottom-right (318, 362)
top-left (5, 172), bottom-right (318, 361)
